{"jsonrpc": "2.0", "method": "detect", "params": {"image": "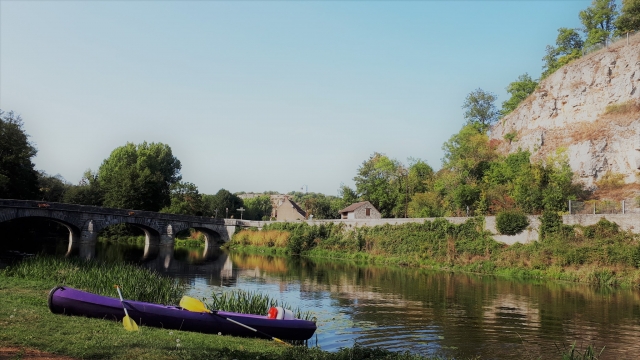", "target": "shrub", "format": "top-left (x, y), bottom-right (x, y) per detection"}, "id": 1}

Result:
top-left (595, 171), bottom-right (626, 190)
top-left (496, 209), bottom-right (529, 235)
top-left (539, 210), bottom-right (562, 240)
